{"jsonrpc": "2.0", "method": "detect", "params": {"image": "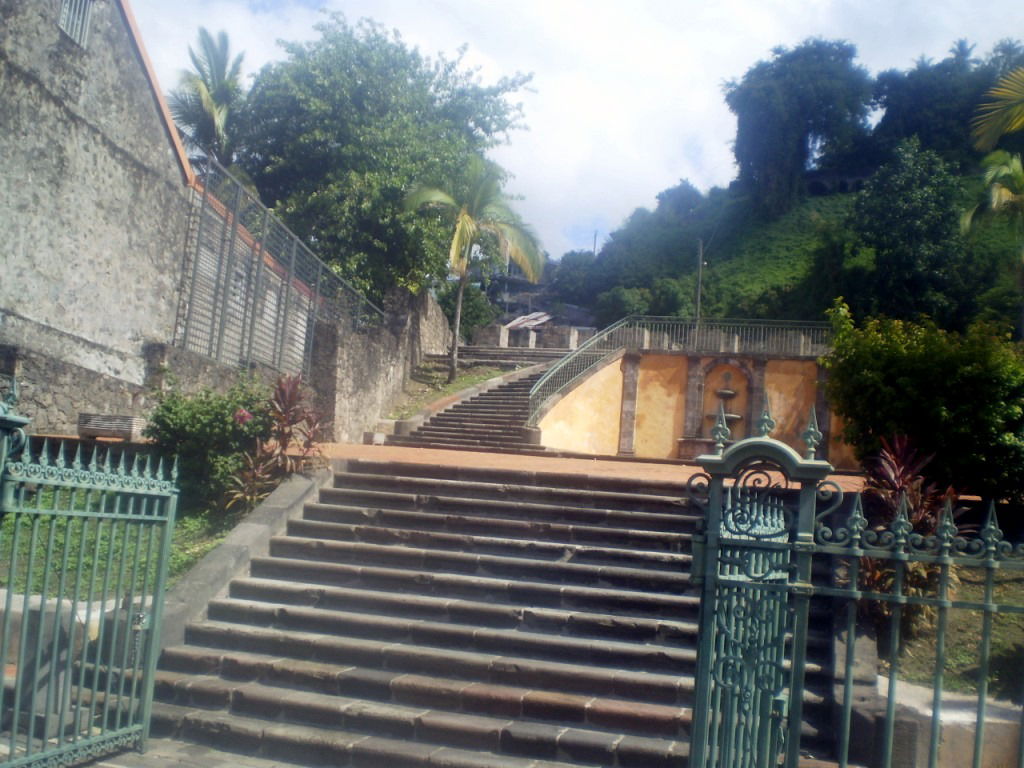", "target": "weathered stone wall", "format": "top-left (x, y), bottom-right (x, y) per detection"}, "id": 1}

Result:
top-left (318, 290), bottom-right (451, 442)
top-left (0, 0), bottom-right (190, 386)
